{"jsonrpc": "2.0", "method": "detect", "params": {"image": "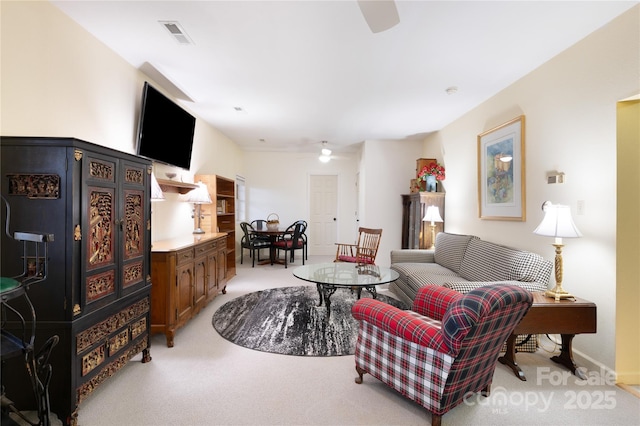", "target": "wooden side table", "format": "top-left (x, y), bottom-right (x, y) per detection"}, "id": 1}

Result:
top-left (499, 292), bottom-right (597, 381)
